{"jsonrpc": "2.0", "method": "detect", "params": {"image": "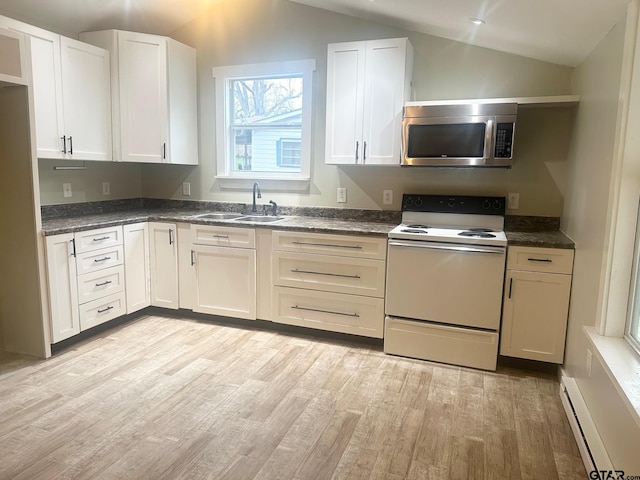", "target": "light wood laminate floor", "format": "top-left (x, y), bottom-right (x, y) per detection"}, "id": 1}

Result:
top-left (0, 314), bottom-right (586, 480)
